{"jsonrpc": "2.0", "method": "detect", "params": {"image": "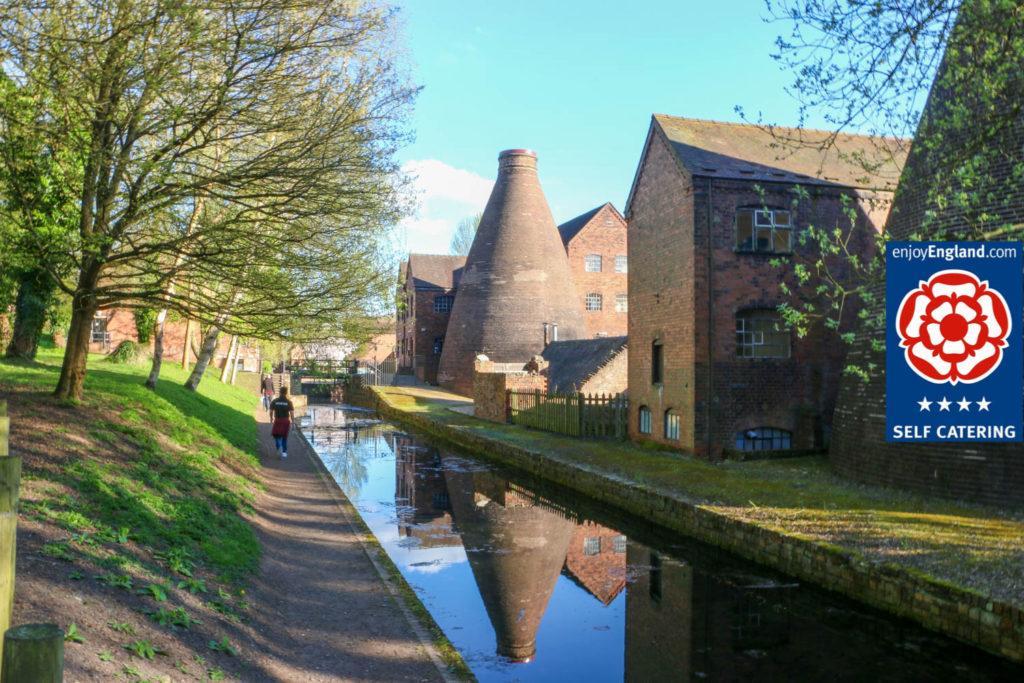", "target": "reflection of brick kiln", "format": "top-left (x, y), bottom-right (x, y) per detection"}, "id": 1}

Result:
top-left (438, 149), bottom-right (586, 395)
top-left (442, 457), bottom-right (575, 662)
top-left (830, 3), bottom-right (1024, 506)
